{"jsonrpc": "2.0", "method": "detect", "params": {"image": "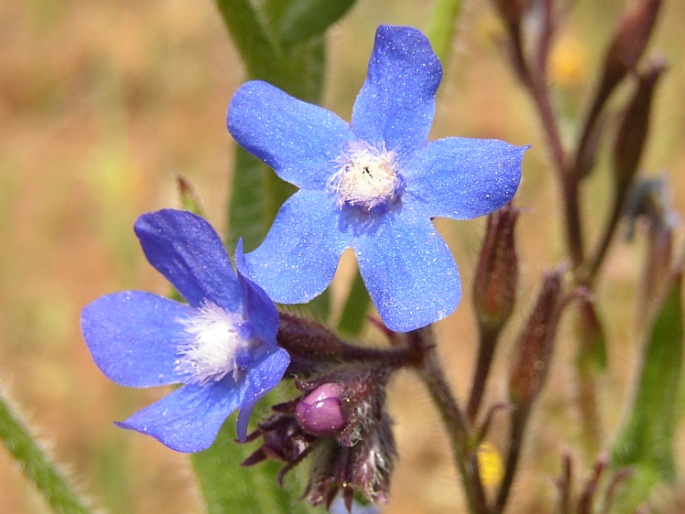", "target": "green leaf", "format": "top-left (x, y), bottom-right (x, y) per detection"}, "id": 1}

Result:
top-left (191, 396), bottom-right (316, 514)
top-left (214, 0), bottom-right (335, 102)
top-left (611, 269), bottom-right (684, 509)
top-left (214, 0), bottom-right (286, 85)
top-left (0, 389), bottom-right (94, 514)
top-left (226, 147), bottom-right (270, 250)
top-left (283, 35), bottom-right (327, 104)
top-left (262, 0), bottom-right (293, 32)
top-left (337, 267), bottom-right (371, 336)
top-left (278, 0), bottom-right (356, 47)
